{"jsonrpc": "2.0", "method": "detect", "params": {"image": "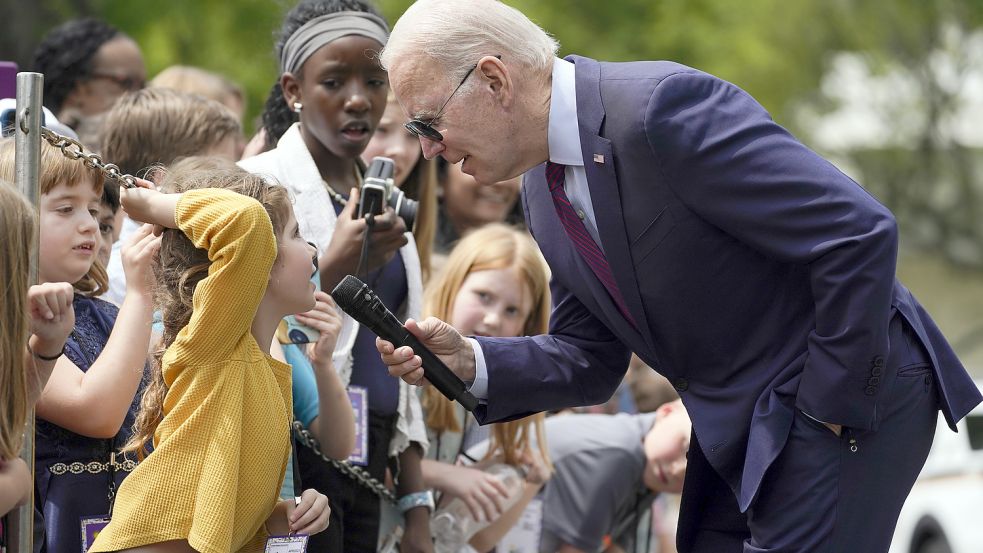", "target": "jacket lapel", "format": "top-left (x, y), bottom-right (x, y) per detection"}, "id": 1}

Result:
top-left (568, 56), bottom-right (656, 355)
